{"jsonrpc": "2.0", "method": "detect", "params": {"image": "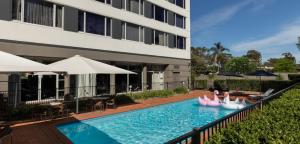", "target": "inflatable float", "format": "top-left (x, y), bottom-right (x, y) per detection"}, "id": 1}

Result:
top-left (198, 92), bottom-right (221, 107)
top-left (222, 96), bottom-right (246, 110)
